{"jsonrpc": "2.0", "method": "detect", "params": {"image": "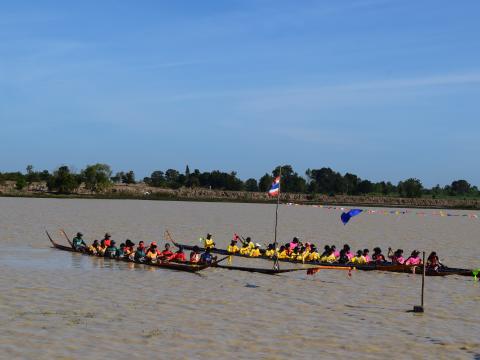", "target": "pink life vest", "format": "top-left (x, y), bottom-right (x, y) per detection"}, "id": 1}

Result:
top-left (405, 257), bottom-right (421, 265)
top-left (346, 251), bottom-right (354, 260)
